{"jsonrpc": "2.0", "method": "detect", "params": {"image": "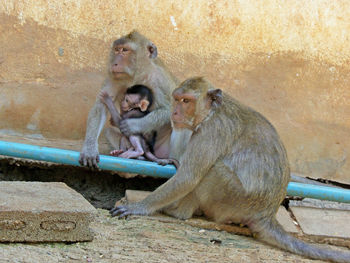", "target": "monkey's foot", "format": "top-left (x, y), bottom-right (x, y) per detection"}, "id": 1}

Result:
top-left (156, 159), bottom-right (179, 169)
top-left (110, 149), bottom-right (124, 156)
top-left (118, 150), bottom-right (144, 159)
top-left (110, 203), bottom-right (147, 219)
